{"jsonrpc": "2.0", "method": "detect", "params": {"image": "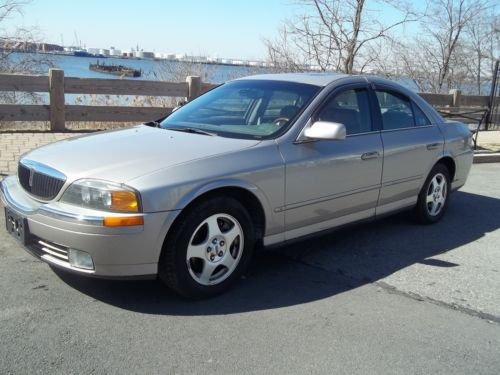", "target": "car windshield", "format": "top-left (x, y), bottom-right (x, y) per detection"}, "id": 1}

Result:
top-left (160, 80), bottom-right (321, 139)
